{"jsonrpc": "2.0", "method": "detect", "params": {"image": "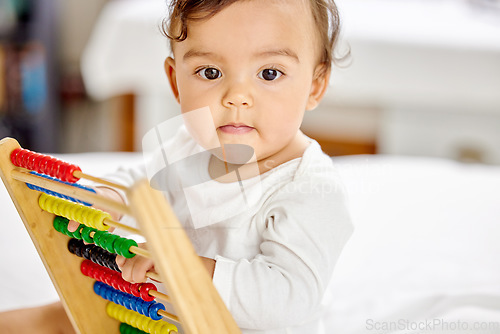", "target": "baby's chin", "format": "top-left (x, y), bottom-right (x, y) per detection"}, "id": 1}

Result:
top-left (208, 144), bottom-right (256, 165)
